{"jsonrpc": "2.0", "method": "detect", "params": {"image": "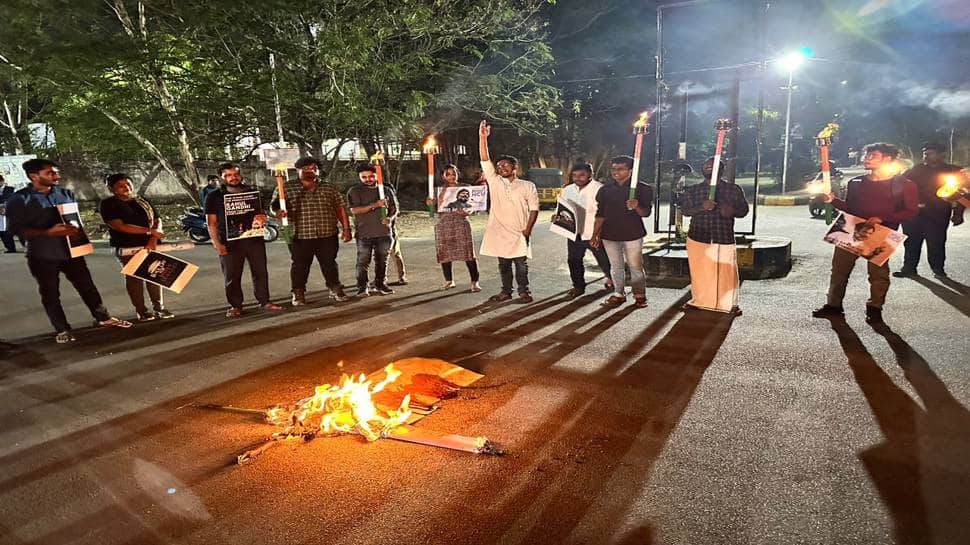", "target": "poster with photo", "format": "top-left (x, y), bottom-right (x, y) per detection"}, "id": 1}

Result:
top-left (224, 191), bottom-right (267, 241)
top-left (436, 186), bottom-right (488, 213)
top-left (121, 249), bottom-right (199, 293)
top-left (56, 202), bottom-right (93, 258)
top-left (549, 197), bottom-right (579, 239)
top-left (823, 212), bottom-right (907, 267)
